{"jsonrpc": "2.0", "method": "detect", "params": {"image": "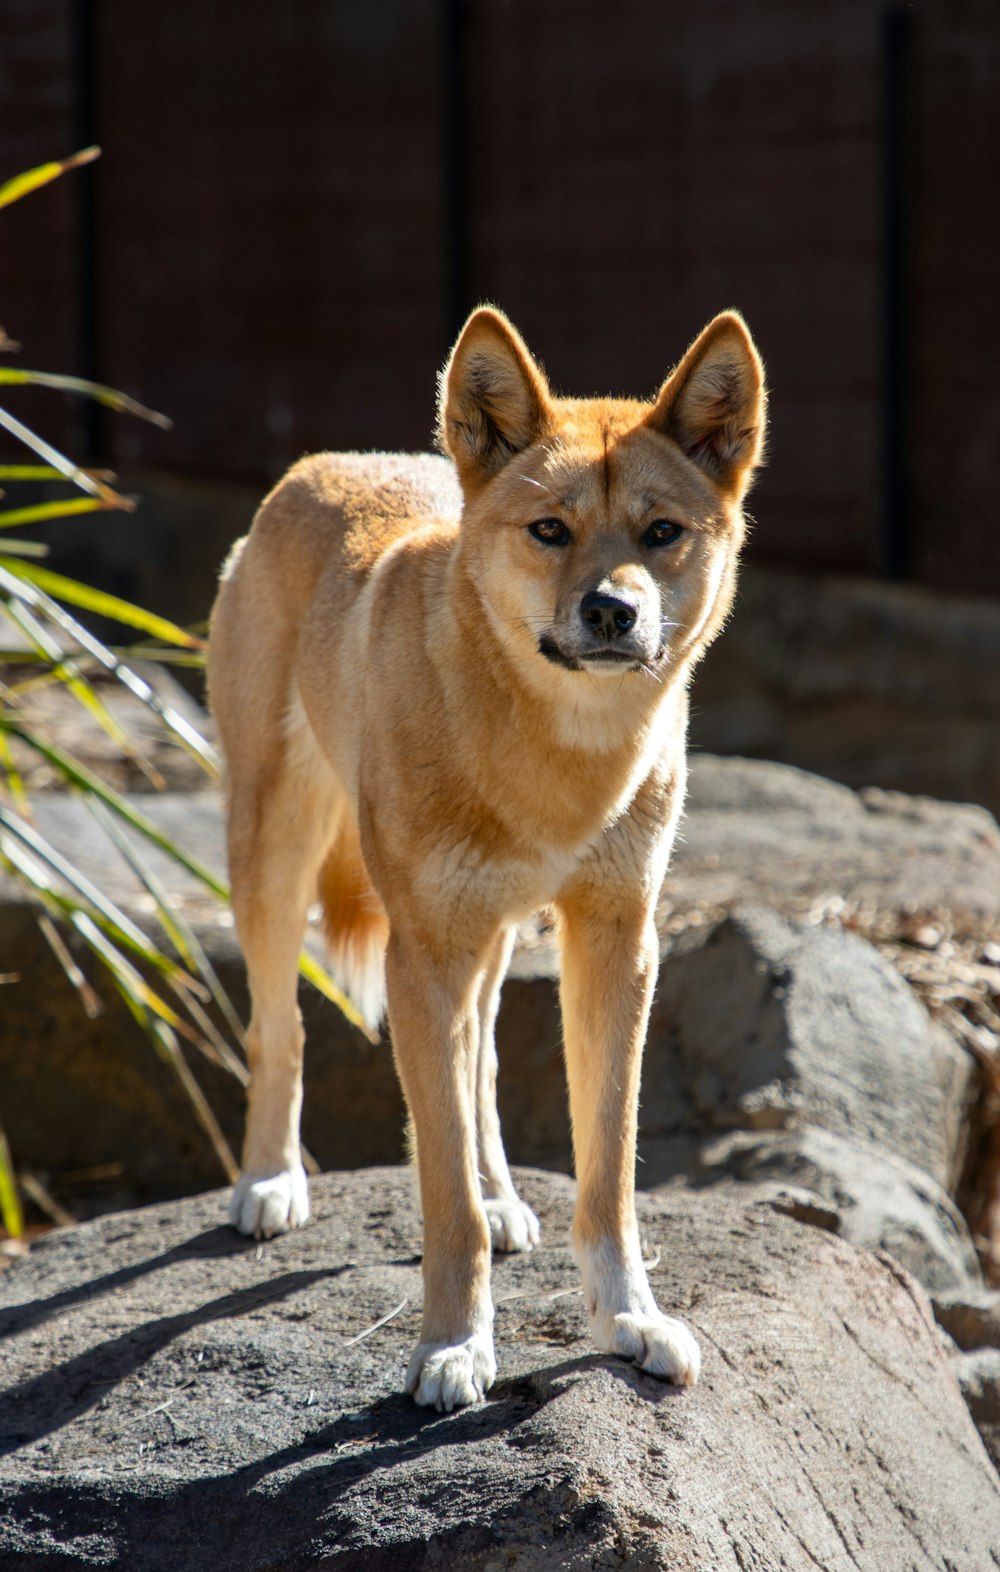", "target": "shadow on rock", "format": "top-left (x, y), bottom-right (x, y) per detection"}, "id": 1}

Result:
top-left (0, 1266), bottom-right (348, 1457)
